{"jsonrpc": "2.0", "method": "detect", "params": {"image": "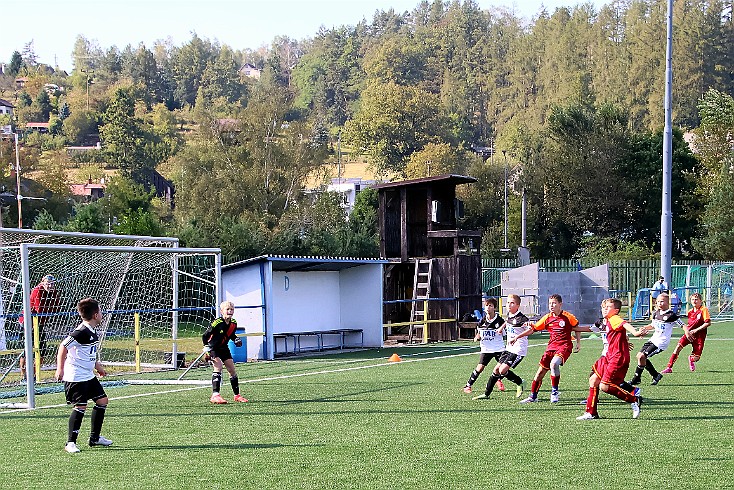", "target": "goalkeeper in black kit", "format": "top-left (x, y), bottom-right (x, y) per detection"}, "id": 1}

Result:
top-left (202, 301), bottom-right (248, 404)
